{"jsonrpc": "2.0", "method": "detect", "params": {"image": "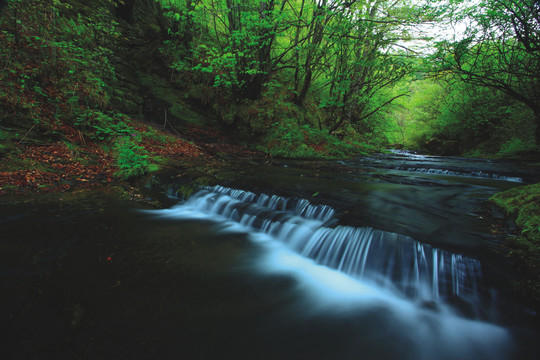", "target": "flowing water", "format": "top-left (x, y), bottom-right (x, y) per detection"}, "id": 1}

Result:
top-left (1, 151), bottom-right (540, 359)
